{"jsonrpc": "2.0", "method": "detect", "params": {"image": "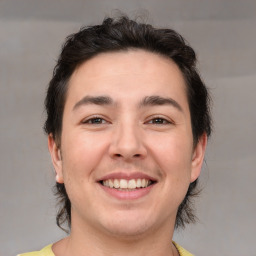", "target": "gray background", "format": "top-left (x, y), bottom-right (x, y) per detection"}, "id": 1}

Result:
top-left (0, 0), bottom-right (255, 255)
